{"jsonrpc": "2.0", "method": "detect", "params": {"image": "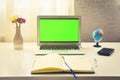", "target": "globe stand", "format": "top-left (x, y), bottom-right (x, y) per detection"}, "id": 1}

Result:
top-left (94, 42), bottom-right (101, 47)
